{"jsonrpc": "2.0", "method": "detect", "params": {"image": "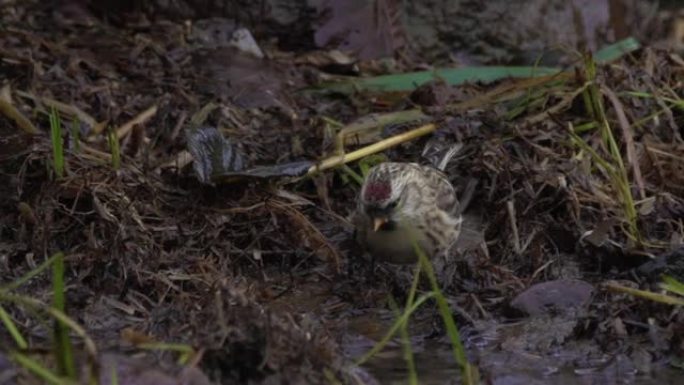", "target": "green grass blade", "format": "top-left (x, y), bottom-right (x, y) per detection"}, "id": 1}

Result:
top-left (47, 306), bottom-right (98, 358)
top-left (624, 91), bottom-right (684, 109)
top-left (389, 296), bottom-right (418, 385)
top-left (413, 245), bottom-right (467, 369)
top-left (355, 292), bottom-right (436, 365)
top-left (0, 305), bottom-right (28, 349)
top-left (323, 368), bottom-right (344, 385)
top-left (400, 316), bottom-right (418, 385)
top-left (0, 252), bottom-right (61, 292)
top-left (339, 164), bottom-right (364, 185)
top-left (11, 352), bottom-right (74, 385)
top-left (107, 128), bottom-right (121, 170)
top-left (52, 252), bottom-right (76, 379)
top-left (136, 341), bottom-right (195, 353)
top-left (49, 107), bottom-right (65, 179)
top-left (399, 266), bottom-right (422, 385)
top-left (606, 281), bottom-right (684, 306)
top-left (661, 276), bottom-right (684, 297)
top-left (110, 364), bottom-right (119, 385)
